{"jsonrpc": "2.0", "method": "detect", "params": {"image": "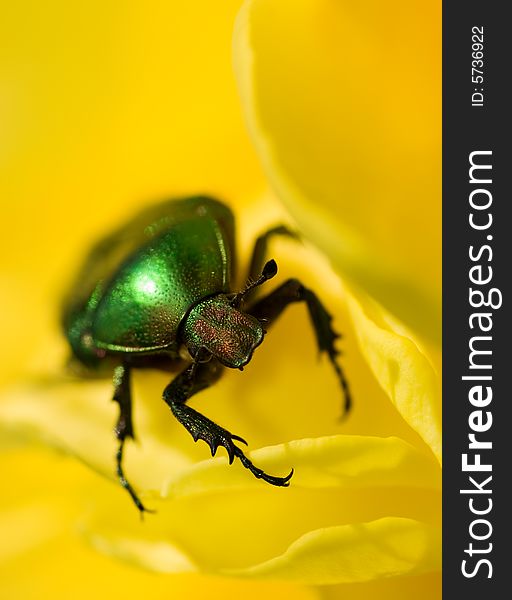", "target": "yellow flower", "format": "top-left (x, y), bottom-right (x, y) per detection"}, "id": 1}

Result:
top-left (0, 1), bottom-right (441, 598)
top-left (234, 0), bottom-right (441, 345)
